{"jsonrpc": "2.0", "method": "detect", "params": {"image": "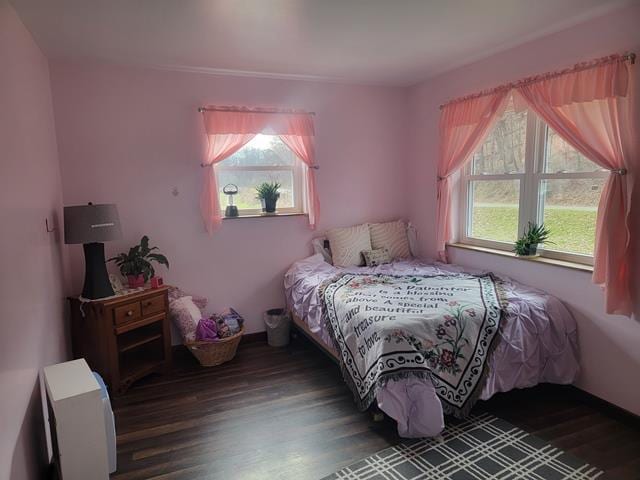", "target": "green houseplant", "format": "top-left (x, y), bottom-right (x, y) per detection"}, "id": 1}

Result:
top-left (109, 236), bottom-right (169, 288)
top-left (514, 222), bottom-right (551, 257)
top-left (255, 181), bottom-right (281, 214)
